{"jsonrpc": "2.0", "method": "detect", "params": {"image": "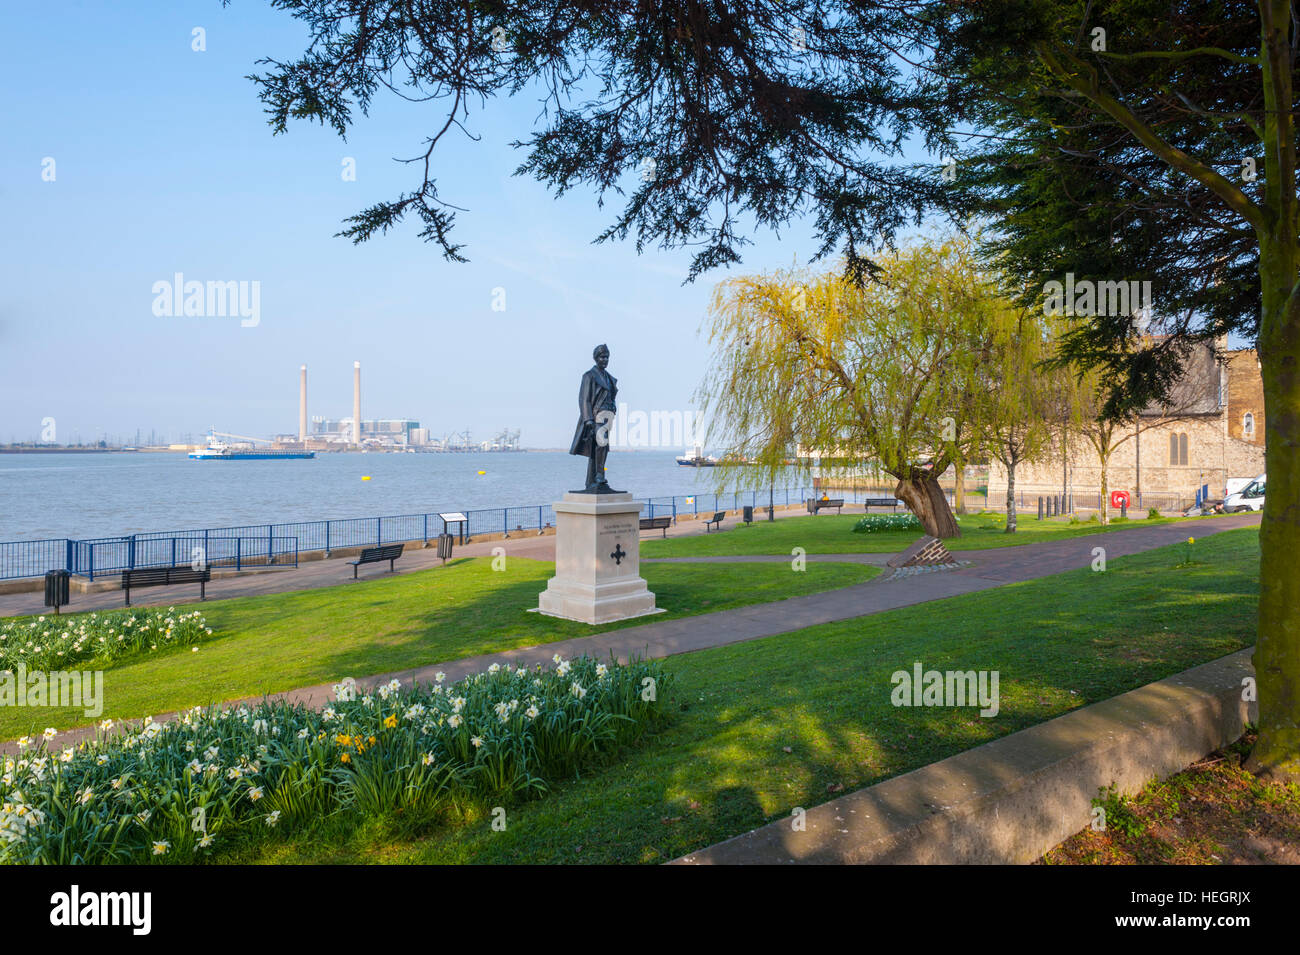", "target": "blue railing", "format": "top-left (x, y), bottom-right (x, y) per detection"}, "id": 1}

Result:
top-left (0, 484), bottom-right (856, 581)
top-left (69, 536), bottom-right (300, 581)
